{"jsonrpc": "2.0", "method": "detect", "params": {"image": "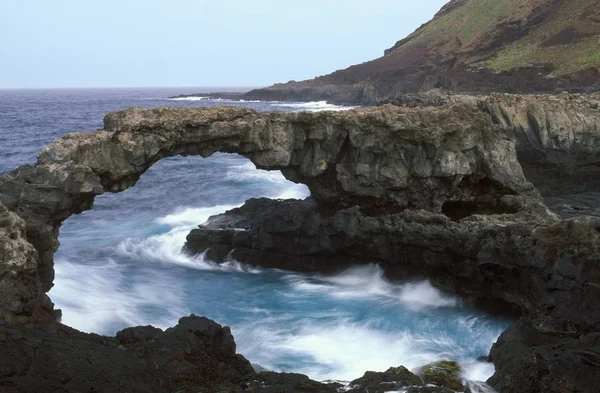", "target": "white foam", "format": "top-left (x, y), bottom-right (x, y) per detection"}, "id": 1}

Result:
top-left (117, 204), bottom-right (263, 274)
top-left (50, 259), bottom-right (187, 334)
top-left (236, 317), bottom-right (450, 382)
top-left (157, 204), bottom-right (239, 226)
top-left (398, 281), bottom-right (458, 309)
top-left (167, 96), bottom-right (209, 101)
top-left (166, 96), bottom-right (263, 103)
top-left (461, 360), bottom-right (496, 382)
top-left (226, 162), bottom-right (310, 199)
top-left (226, 162), bottom-right (290, 184)
top-left (285, 265), bottom-right (459, 309)
top-left (464, 381), bottom-right (498, 393)
top-left (273, 101), bottom-right (357, 112)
